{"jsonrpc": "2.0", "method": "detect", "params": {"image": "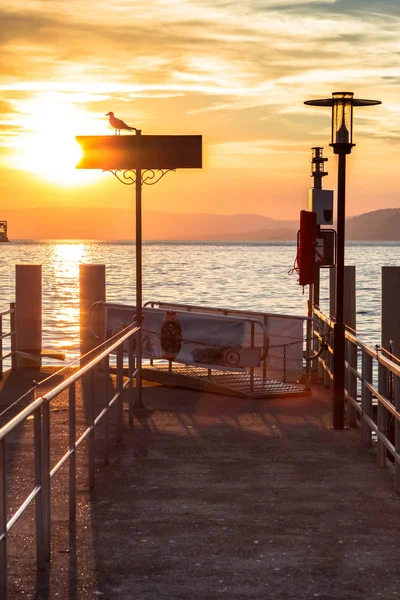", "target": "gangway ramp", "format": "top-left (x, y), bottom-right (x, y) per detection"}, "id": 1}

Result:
top-left (142, 363), bottom-right (307, 398)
